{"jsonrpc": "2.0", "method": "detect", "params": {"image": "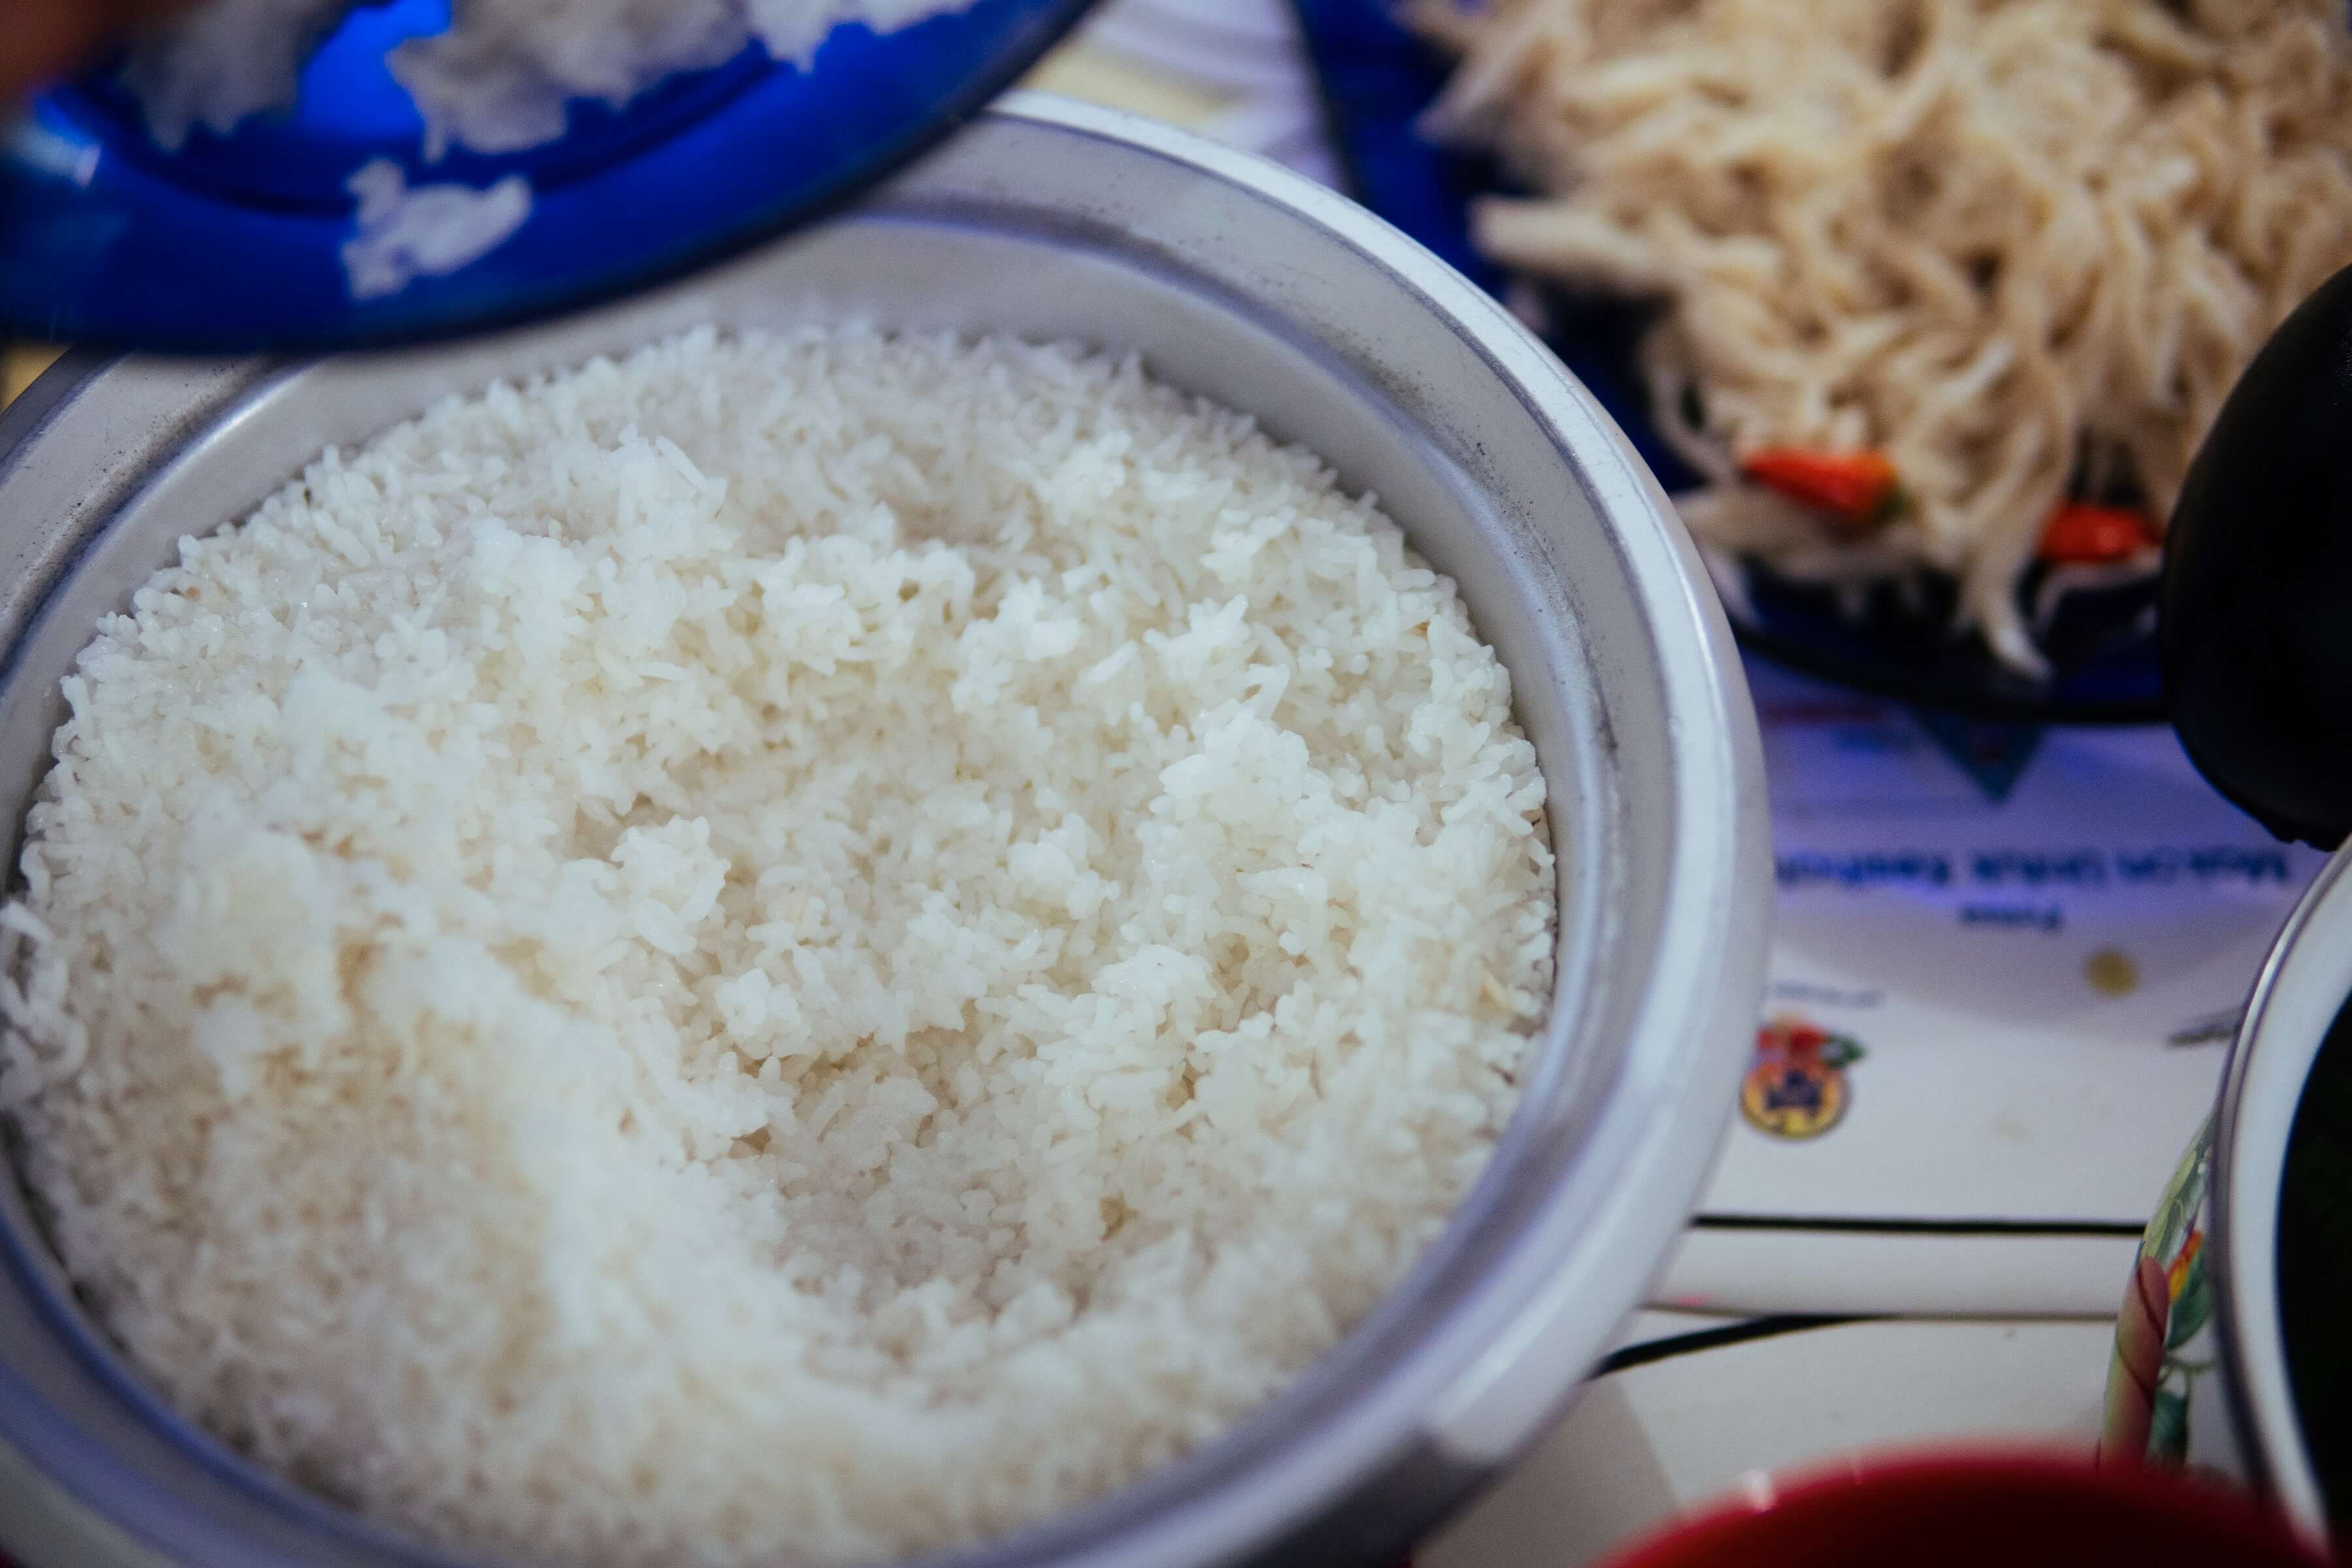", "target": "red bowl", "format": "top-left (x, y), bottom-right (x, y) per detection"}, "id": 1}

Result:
top-left (1594, 1452), bottom-right (2332, 1568)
